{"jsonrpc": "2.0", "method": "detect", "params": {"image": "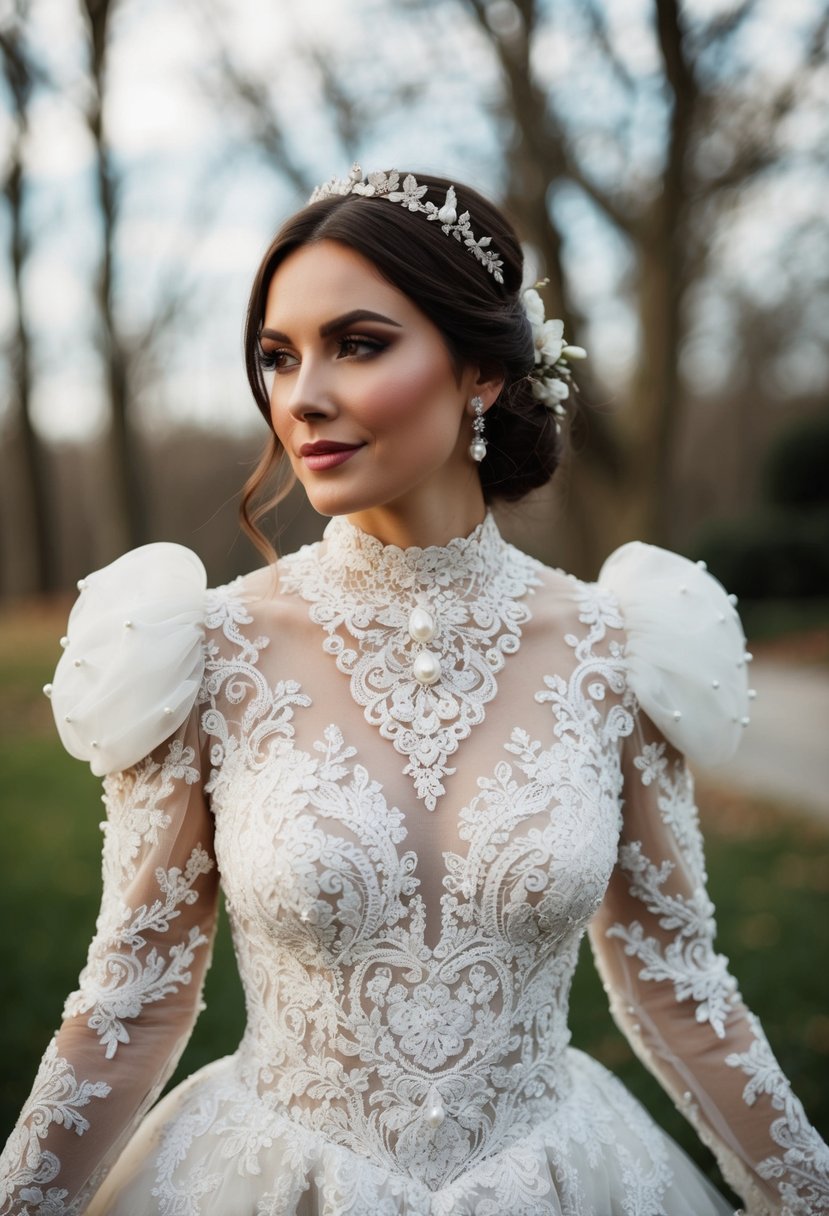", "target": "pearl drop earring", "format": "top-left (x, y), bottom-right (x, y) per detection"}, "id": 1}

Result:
top-left (469, 396), bottom-right (487, 463)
